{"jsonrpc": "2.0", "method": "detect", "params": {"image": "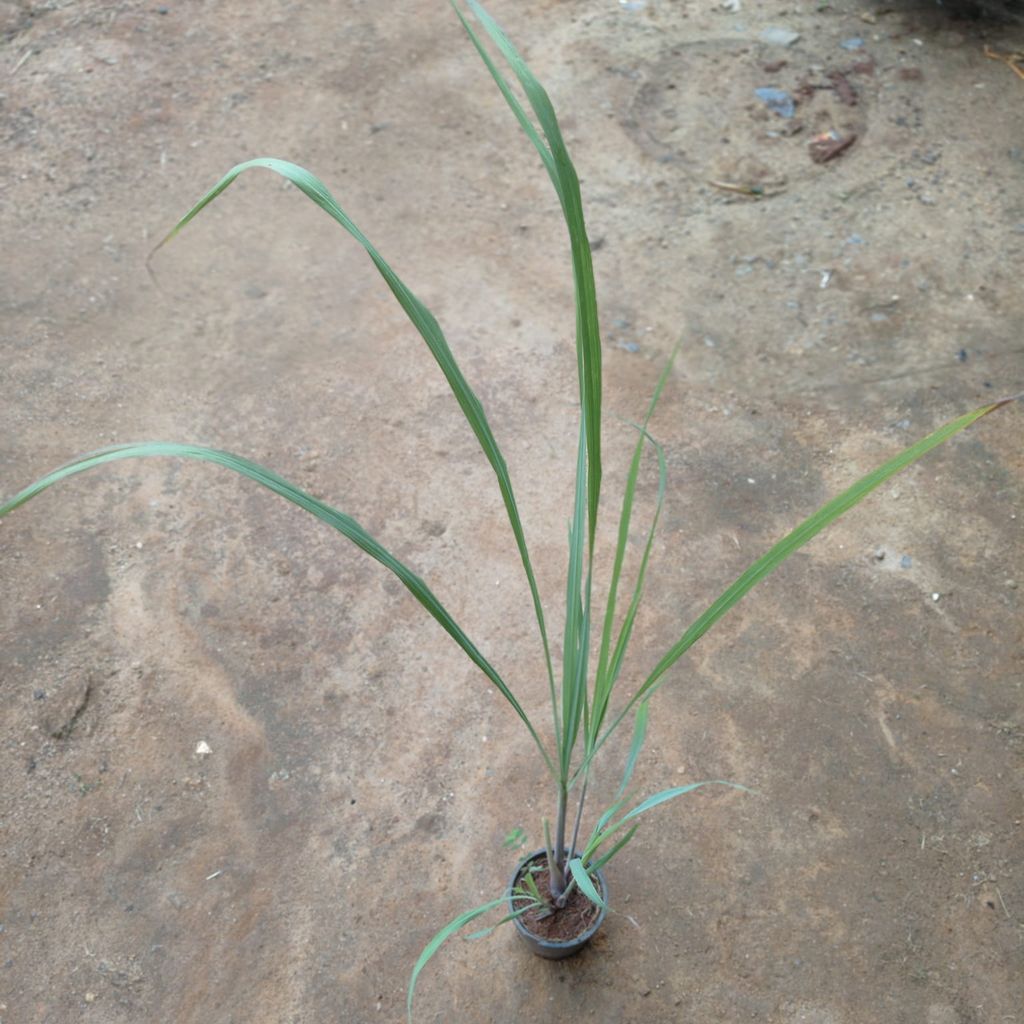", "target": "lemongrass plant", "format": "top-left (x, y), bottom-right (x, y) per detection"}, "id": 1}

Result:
top-left (1, 2), bottom-right (1017, 1019)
